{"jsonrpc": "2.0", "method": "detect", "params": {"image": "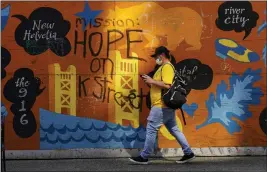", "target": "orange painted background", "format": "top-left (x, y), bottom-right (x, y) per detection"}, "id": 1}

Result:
top-left (1, 1), bottom-right (266, 150)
